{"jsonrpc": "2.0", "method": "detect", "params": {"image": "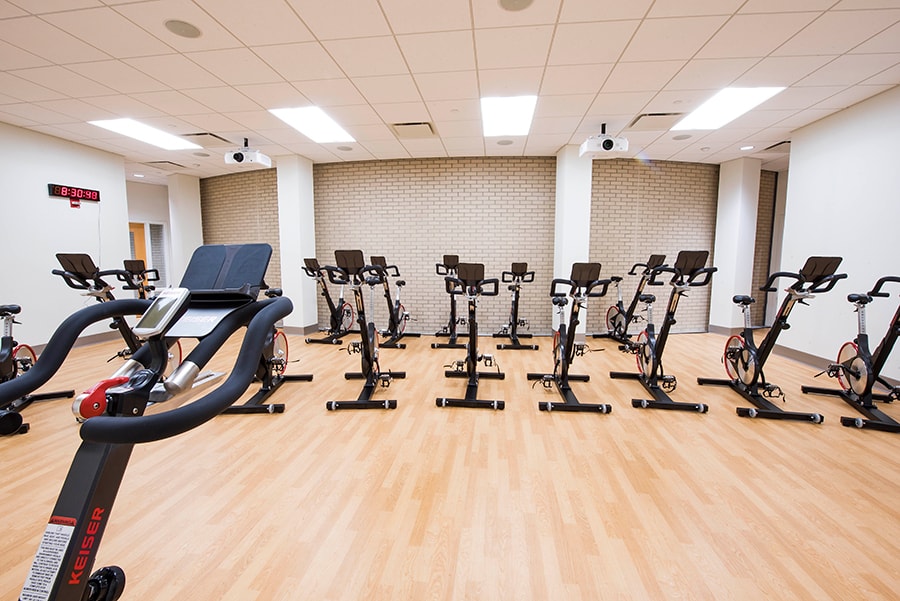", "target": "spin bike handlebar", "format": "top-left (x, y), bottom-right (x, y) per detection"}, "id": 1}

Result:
top-left (628, 260), bottom-right (667, 276)
top-left (501, 270), bottom-right (535, 284)
top-left (445, 276), bottom-right (499, 297)
top-left (80, 296), bottom-right (292, 445)
top-left (761, 270), bottom-right (846, 294)
top-left (549, 277), bottom-right (611, 299)
top-left (868, 275), bottom-right (900, 298)
top-left (648, 265), bottom-right (716, 288)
